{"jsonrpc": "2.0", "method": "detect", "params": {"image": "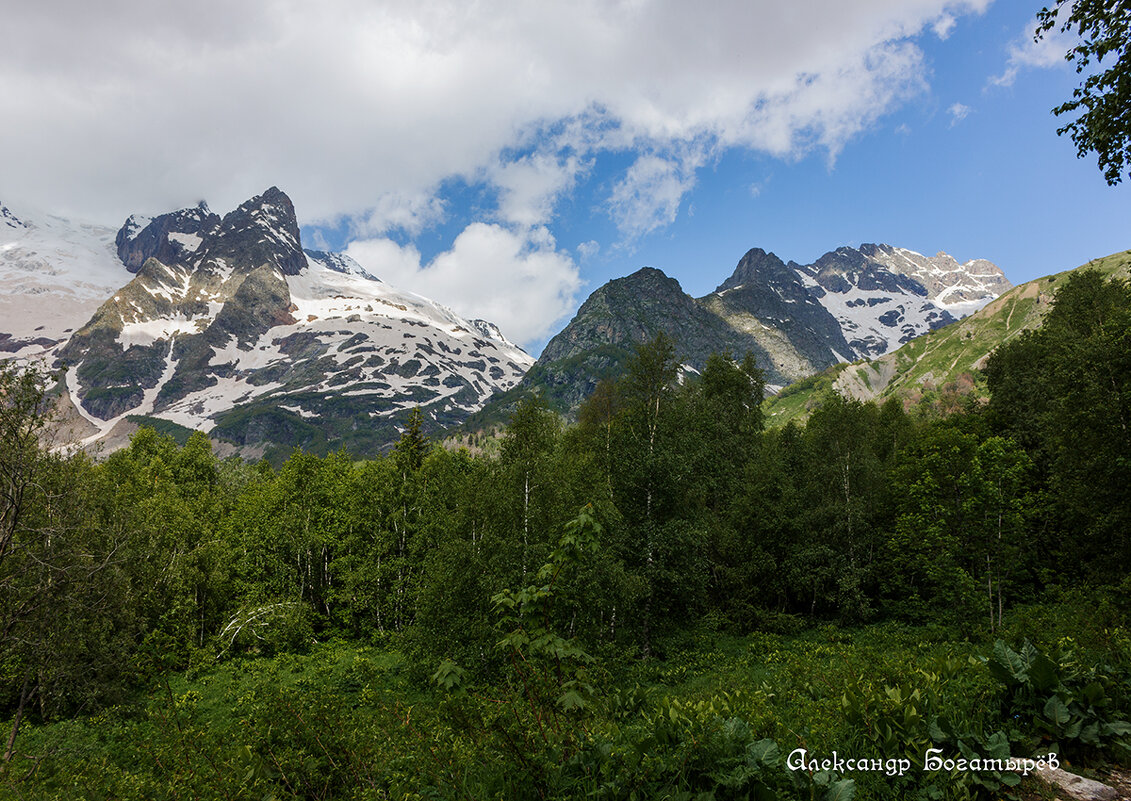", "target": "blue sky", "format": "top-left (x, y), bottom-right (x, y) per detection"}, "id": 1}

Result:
top-left (3, 1), bottom-right (1128, 355)
top-left (316, 1), bottom-right (1131, 354)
